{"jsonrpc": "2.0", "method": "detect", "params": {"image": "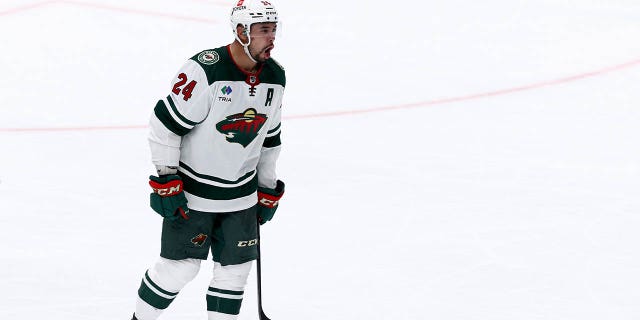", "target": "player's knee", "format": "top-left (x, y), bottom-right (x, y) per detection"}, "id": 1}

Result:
top-left (211, 261), bottom-right (253, 291)
top-left (149, 257), bottom-right (201, 292)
